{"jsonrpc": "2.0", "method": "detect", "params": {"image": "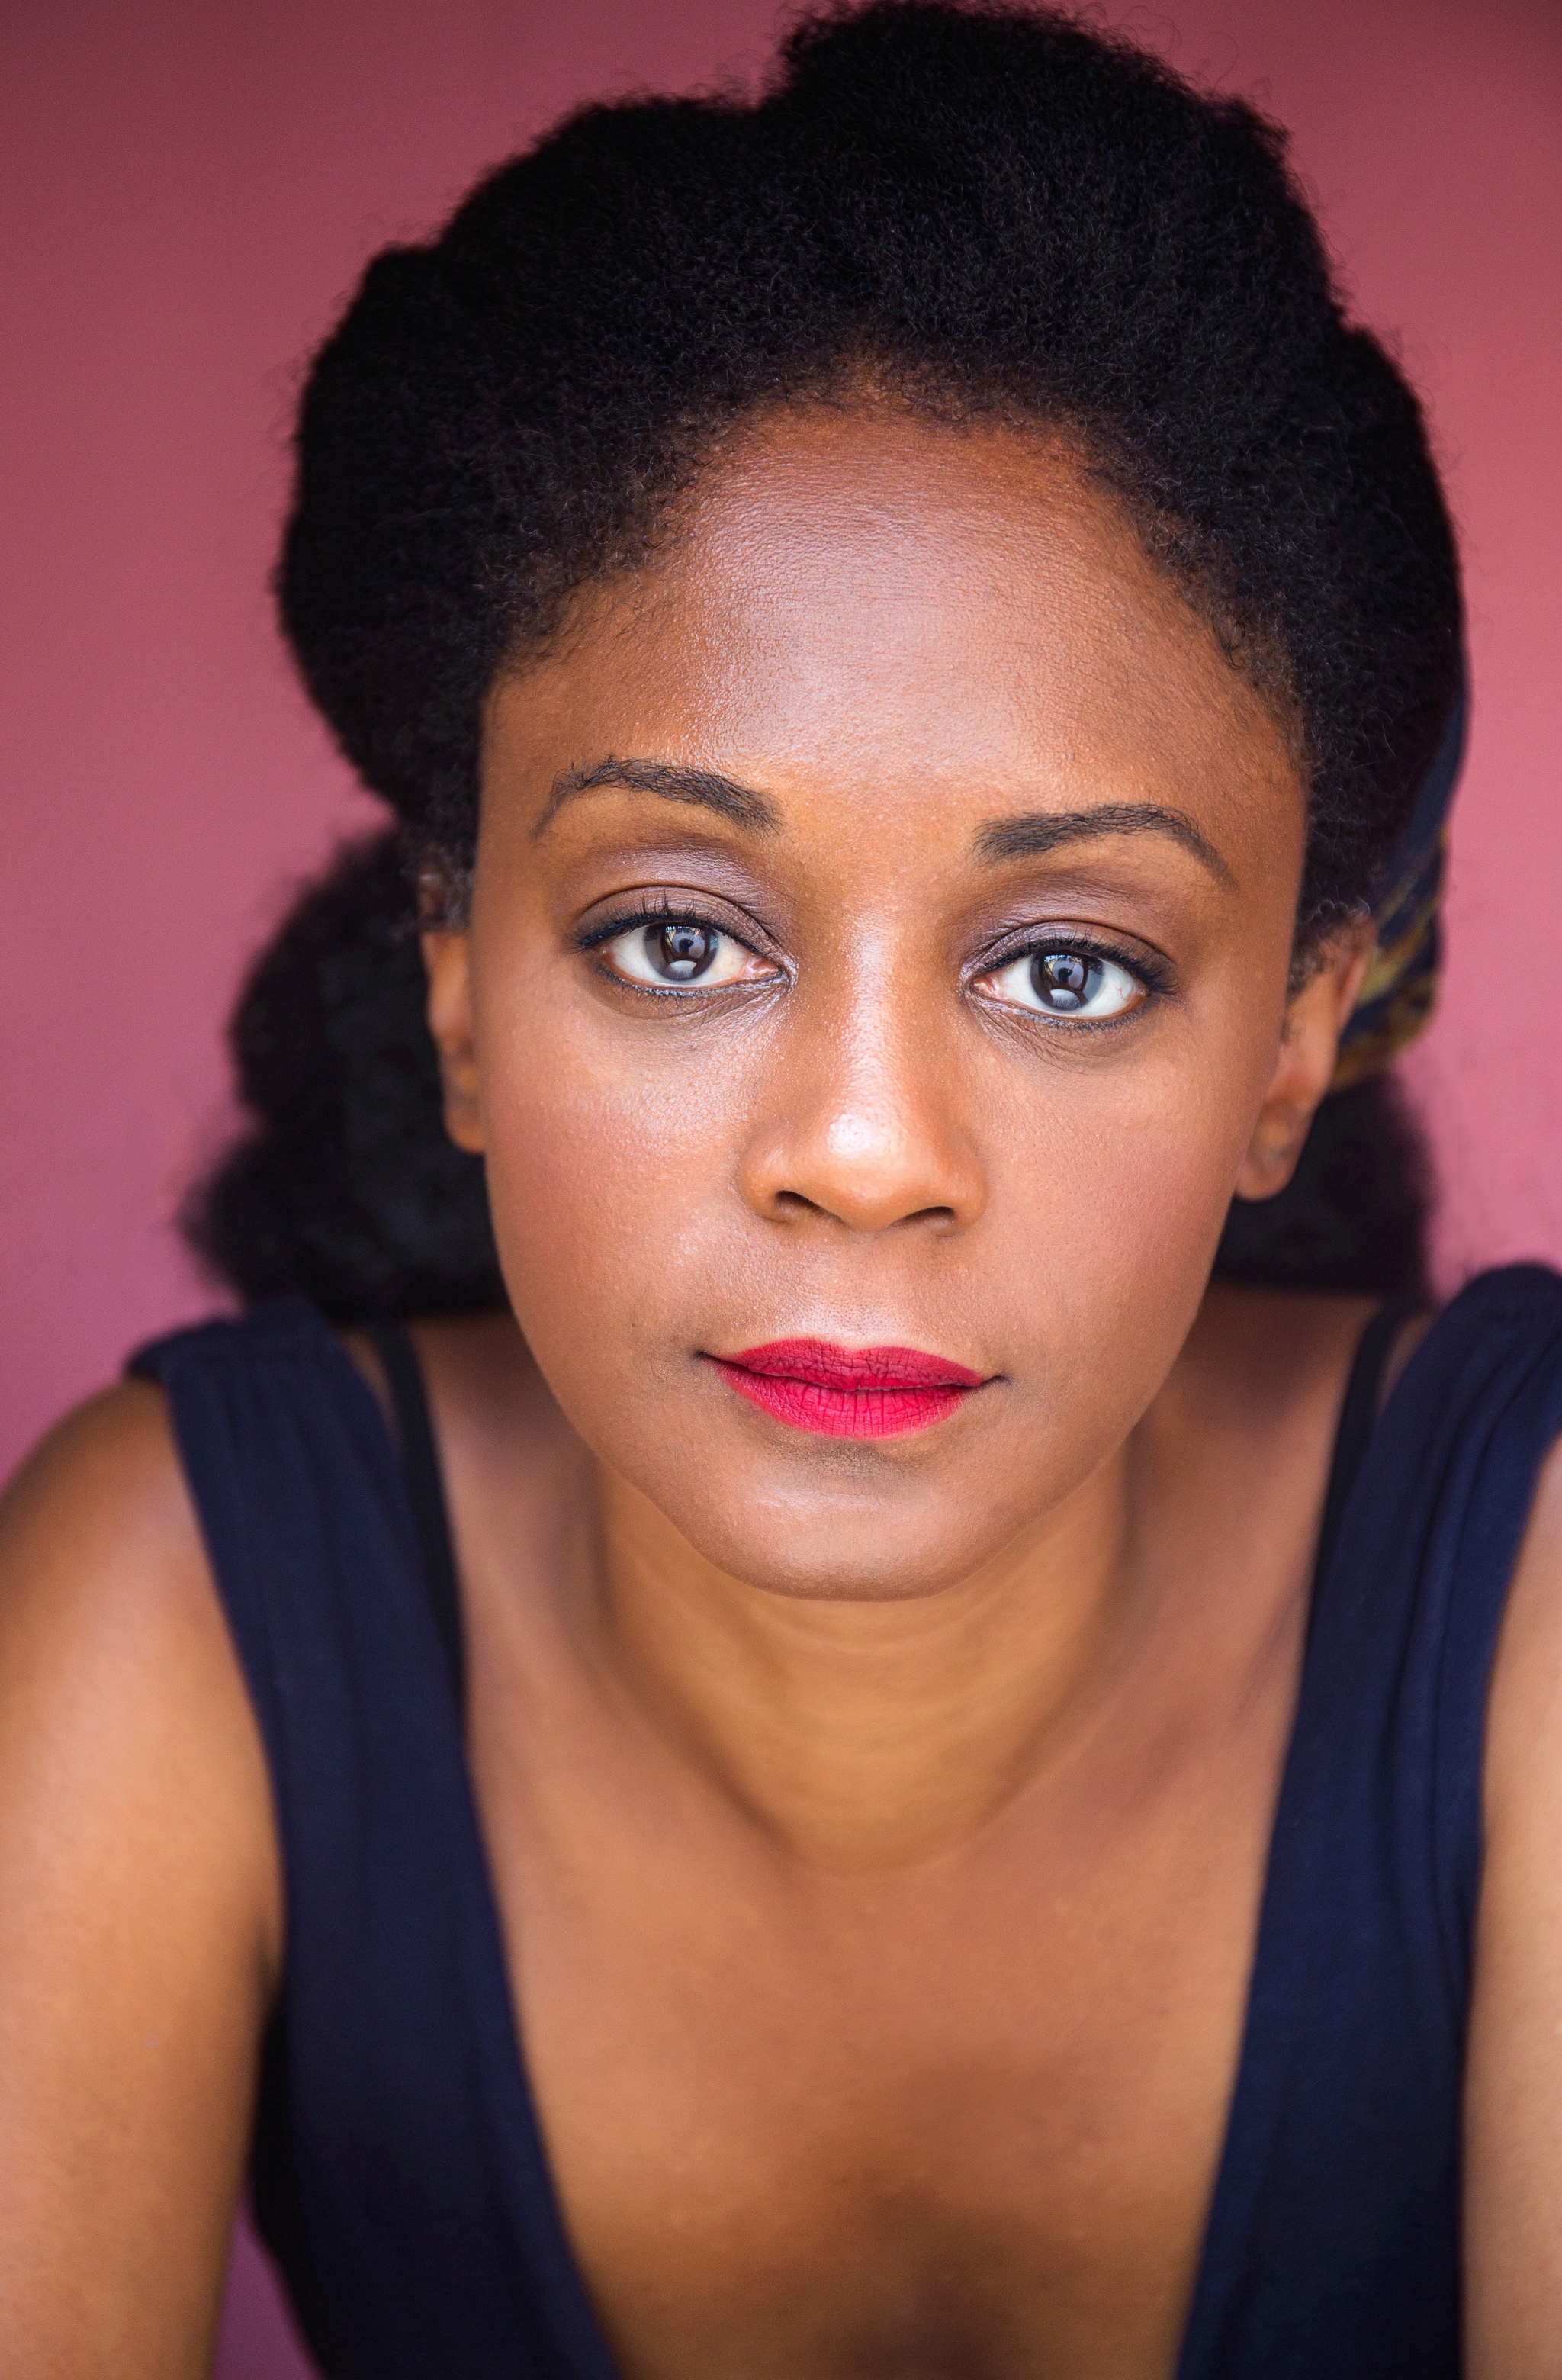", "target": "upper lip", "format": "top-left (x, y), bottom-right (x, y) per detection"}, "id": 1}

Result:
top-left (714, 1340), bottom-right (988, 1391)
